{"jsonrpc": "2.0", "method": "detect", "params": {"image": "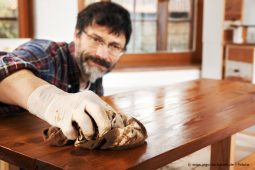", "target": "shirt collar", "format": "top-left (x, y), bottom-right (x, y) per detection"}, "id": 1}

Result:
top-left (68, 41), bottom-right (75, 59)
